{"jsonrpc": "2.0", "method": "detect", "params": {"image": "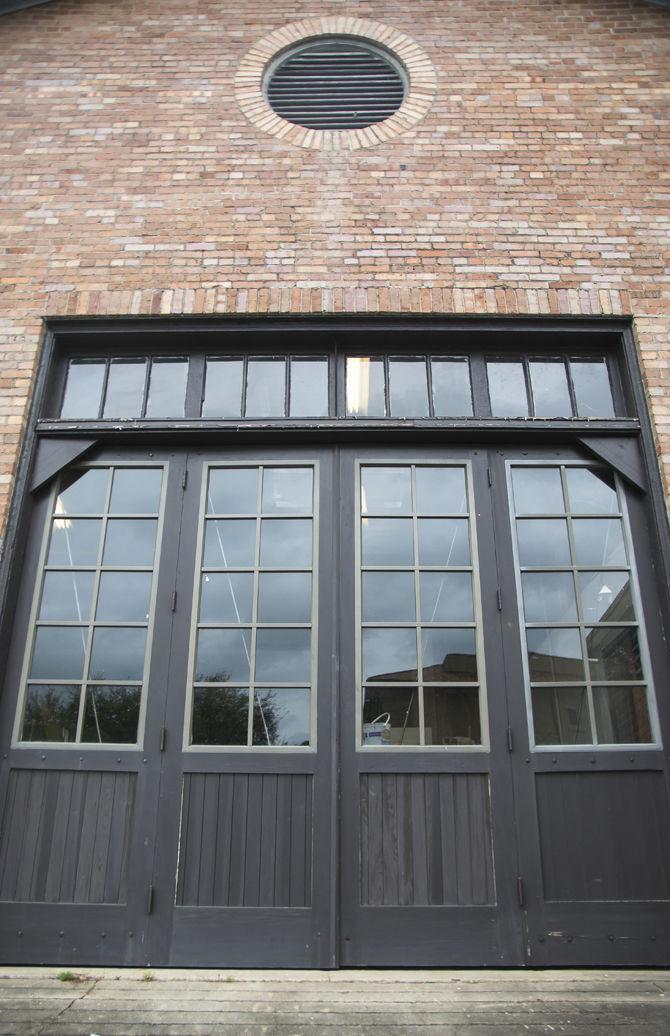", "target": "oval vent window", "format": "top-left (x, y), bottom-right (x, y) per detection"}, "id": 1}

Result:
top-left (264, 36), bottom-right (407, 131)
